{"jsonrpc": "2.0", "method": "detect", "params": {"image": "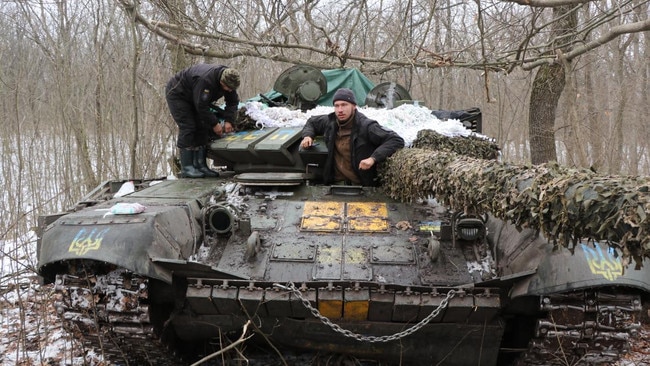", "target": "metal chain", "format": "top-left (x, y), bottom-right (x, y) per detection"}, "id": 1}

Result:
top-left (274, 282), bottom-right (456, 343)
